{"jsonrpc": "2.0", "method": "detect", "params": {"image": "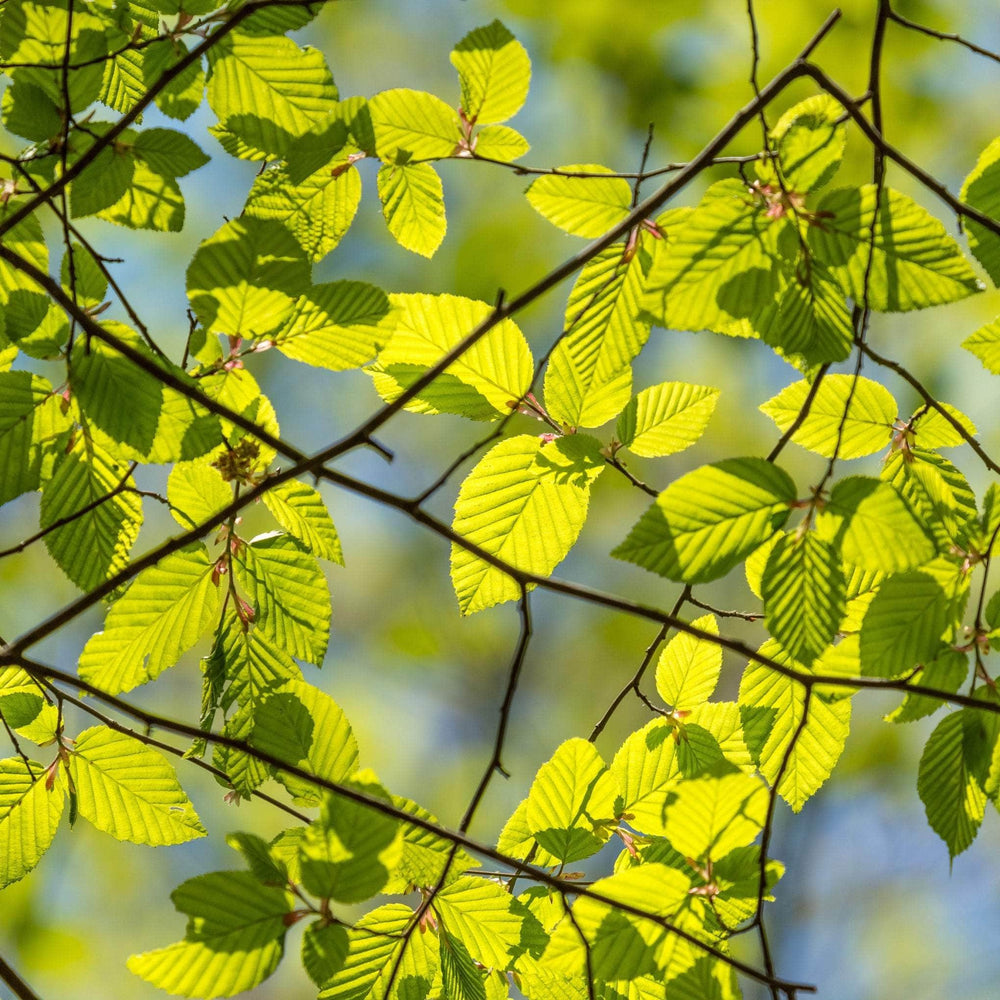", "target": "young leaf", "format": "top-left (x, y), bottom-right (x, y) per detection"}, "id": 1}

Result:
top-left (526, 167), bottom-right (633, 238)
top-left (472, 124), bottom-right (529, 161)
top-left (78, 544), bottom-right (221, 694)
top-left (616, 382), bottom-right (719, 458)
top-left (761, 532), bottom-right (845, 666)
top-left (263, 480), bottom-right (343, 565)
top-left (612, 458), bottom-right (796, 584)
top-left (758, 94), bottom-right (846, 192)
top-left (274, 281), bottom-right (391, 371)
top-left (859, 570), bottom-right (951, 678)
top-left (543, 244), bottom-right (651, 428)
top-left (128, 871), bottom-right (294, 999)
top-left (383, 795), bottom-right (477, 893)
top-left (961, 317), bottom-right (1000, 375)
top-left (370, 292), bottom-right (532, 420)
top-left (450, 434), bottom-right (604, 614)
top-left (740, 649), bottom-right (852, 811)
top-left (655, 614), bottom-right (722, 711)
top-left (451, 20), bottom-right (531, 125)
top-left (960, 135), bottom-right (1000, 284)
top-left (302, 922), bottom-right (350, 988)
top-left (0, 371), bottom-right (59, 506)
top-left (68, 726), bottom-right (206, 845)
top-left (885, 649), bottom-right (969, 724)
top-left (524, 737), bottom-right (619, 863)
top-left (0, 758), bottom-right (64, 888)
top-left (368, 88), bottom-right (462, 159)
top-left (759, 375), bottom-right (897, 459)
top-left (234, 531), bottom-right (331, 666)
top-left (250, 679), bottom-right (359, 806)
top-left (808, 185), bottom-right (982, 311)
top-left (441, 932), bottom-right (487, 1000)
top-left (377, 161), bottom-right (447, 258)
top-left (433, 876), bottom-right (525, 969)
top-left (918, 709), bottom-right (992, 858)
top-left (168, 461), bottom-right (232, 529)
